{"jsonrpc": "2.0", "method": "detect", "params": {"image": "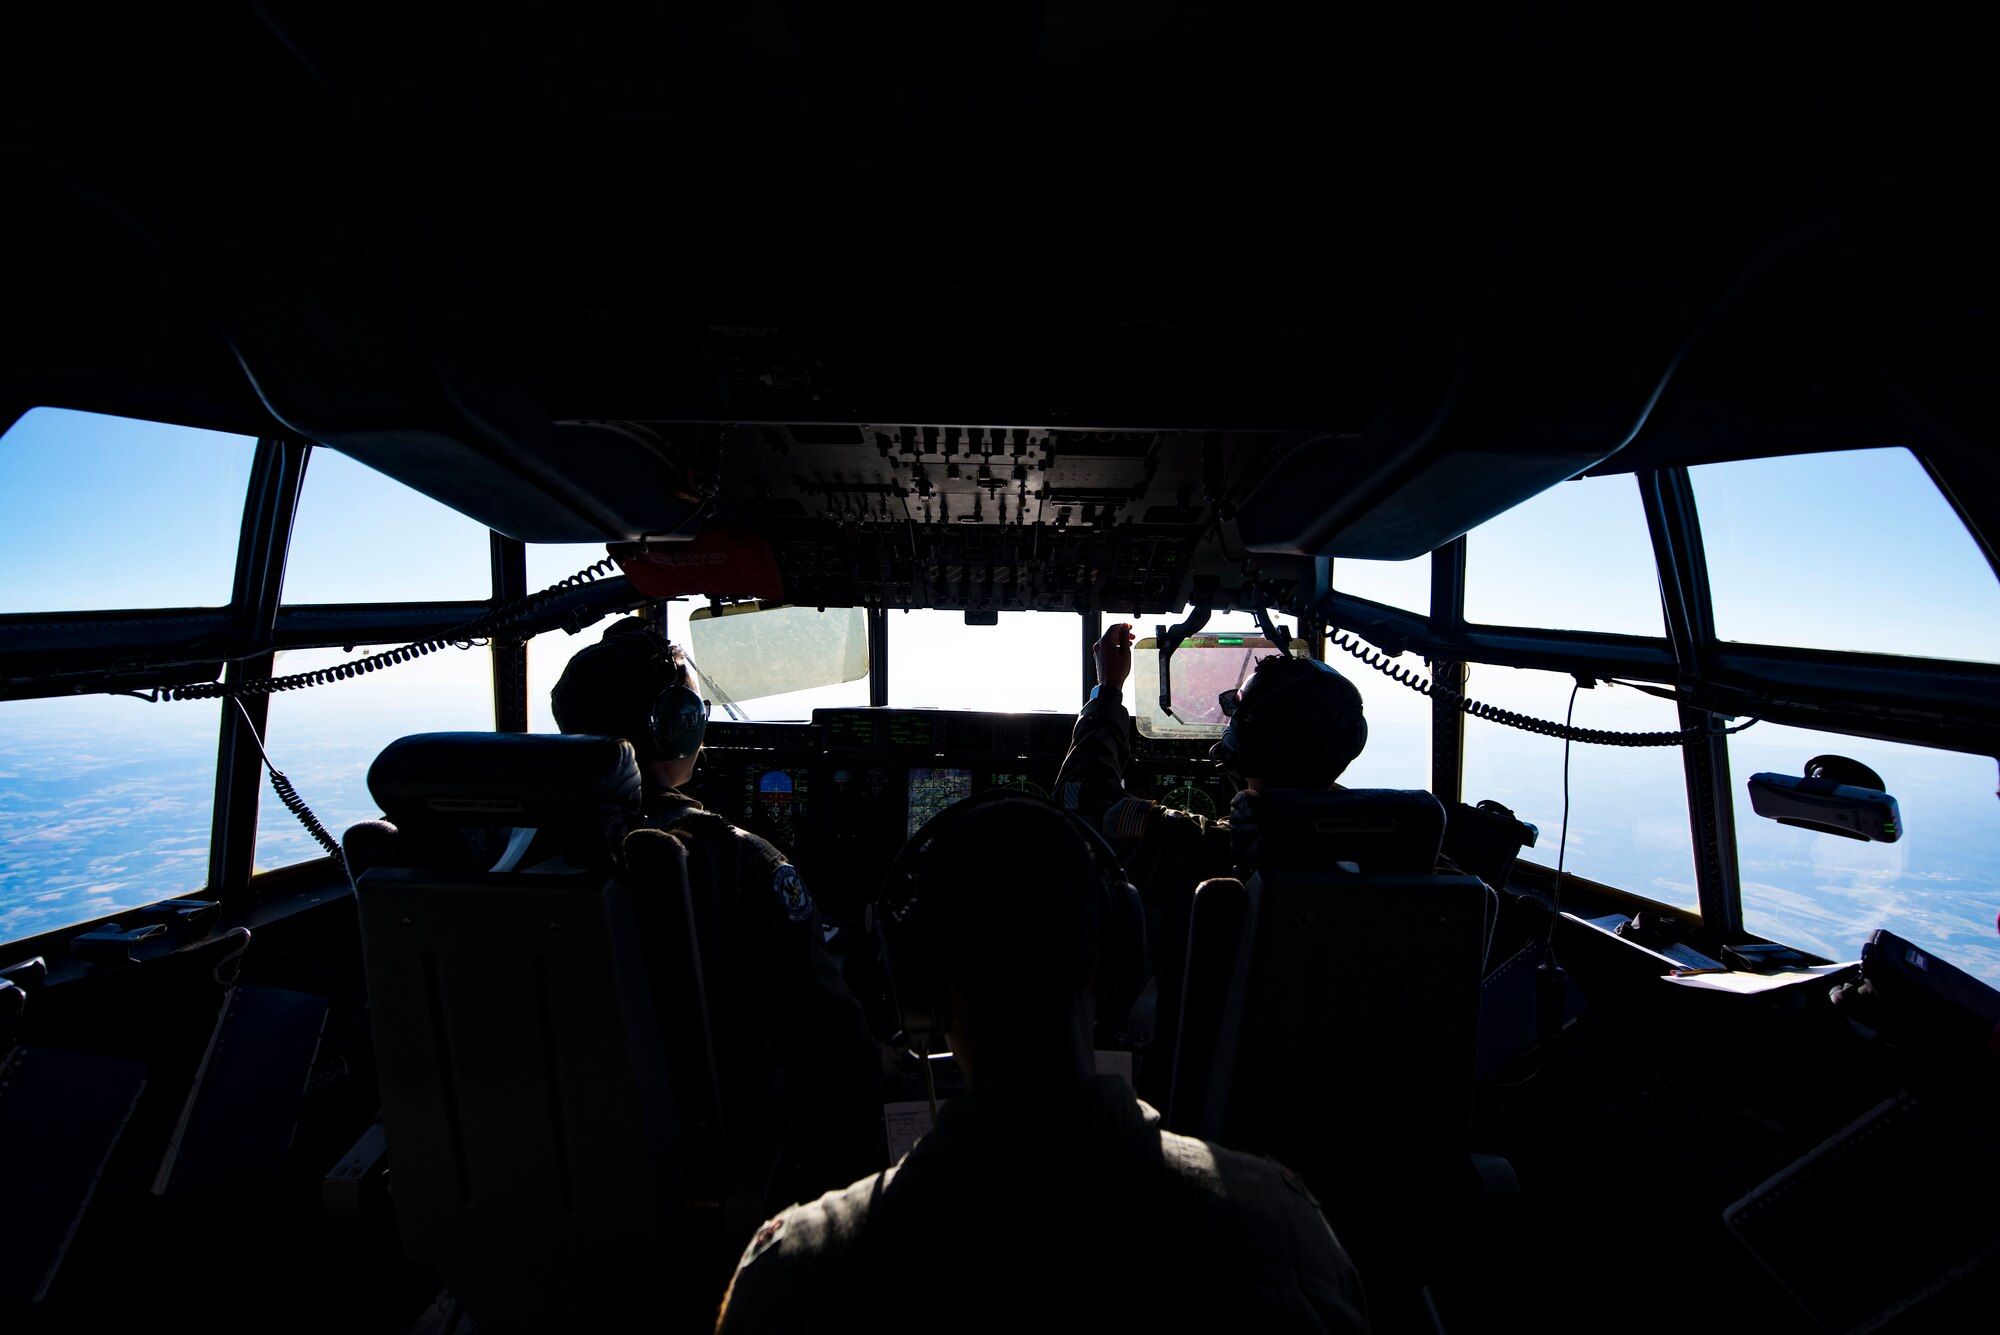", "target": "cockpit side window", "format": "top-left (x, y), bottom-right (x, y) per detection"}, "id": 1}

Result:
top-left (1449, 472), bottom-right (1693, 905)
top-left (1333, 554), bottom-right (1430, 615)
top-left (252, 643), bottom-right (493, 871)
top-left (1465, 472), bottom-right (1665, 637)
top-left (0, 407), bottom-right (256, 944)
top-left (524, 543), bottom-right (623, 733)
top-left (248, 449), bottom-right (499, 870)
top-left (0, 407), bottom-right (253, 613)
top-left (280, 447), bottom-right (491, 604)
top-left (1730, 721), bottom-right (1999, 983)
top-left (1690, 446), bottom-right (2000, 663)
top-left (1458, 663), bottom-right (1701, 912)
top-left (0, 693), bottom-right (223, 946)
